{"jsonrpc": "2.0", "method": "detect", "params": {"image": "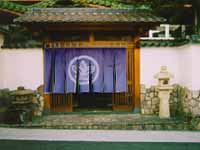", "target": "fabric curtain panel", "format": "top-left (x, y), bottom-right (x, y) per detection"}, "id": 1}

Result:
top-left (44, 48), bottom-right (126, 93)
